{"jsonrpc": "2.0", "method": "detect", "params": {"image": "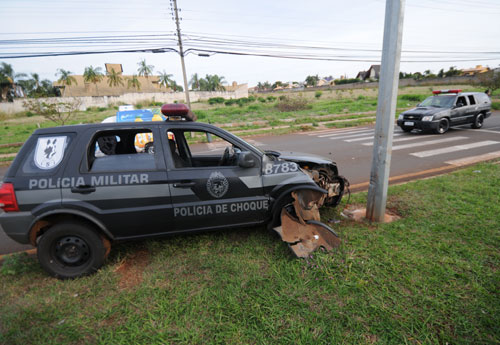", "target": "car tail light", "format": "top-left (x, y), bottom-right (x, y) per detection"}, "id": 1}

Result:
top-left (0, 183), bottom-right (19, 212)
top-left (161, 103), bottom-right (189, 116)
